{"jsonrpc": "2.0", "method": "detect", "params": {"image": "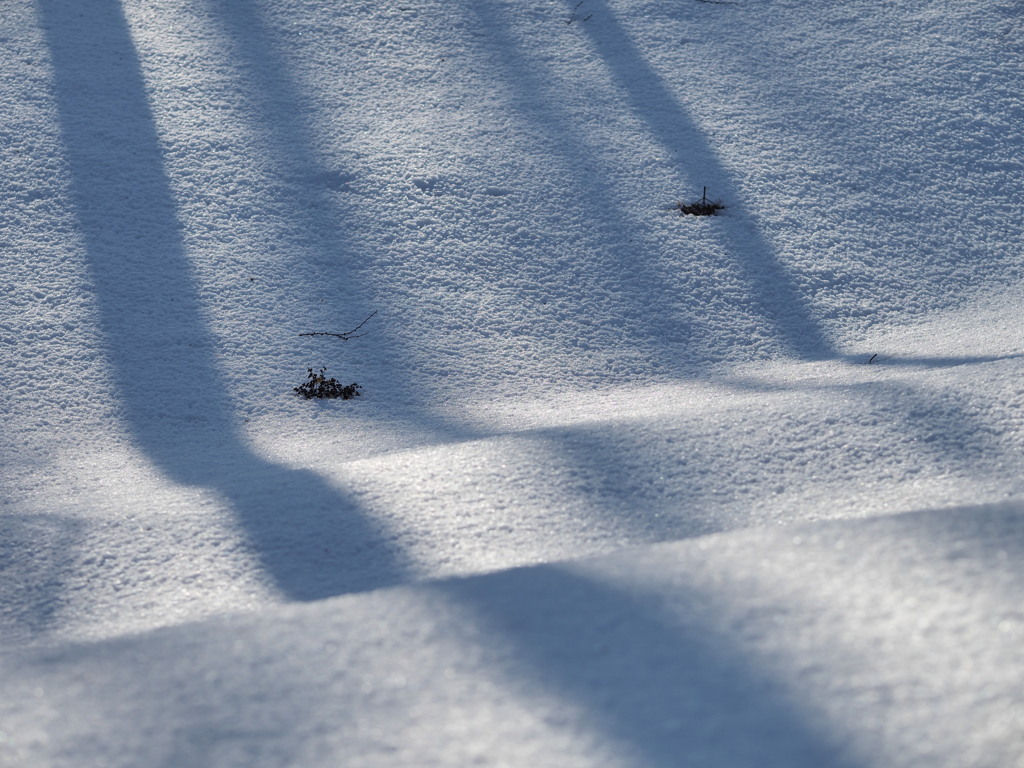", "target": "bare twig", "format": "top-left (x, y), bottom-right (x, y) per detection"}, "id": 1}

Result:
top-left (567, 1), bottom-right (592, 24)
top-left (299, 310), bottom-right (378, 341)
